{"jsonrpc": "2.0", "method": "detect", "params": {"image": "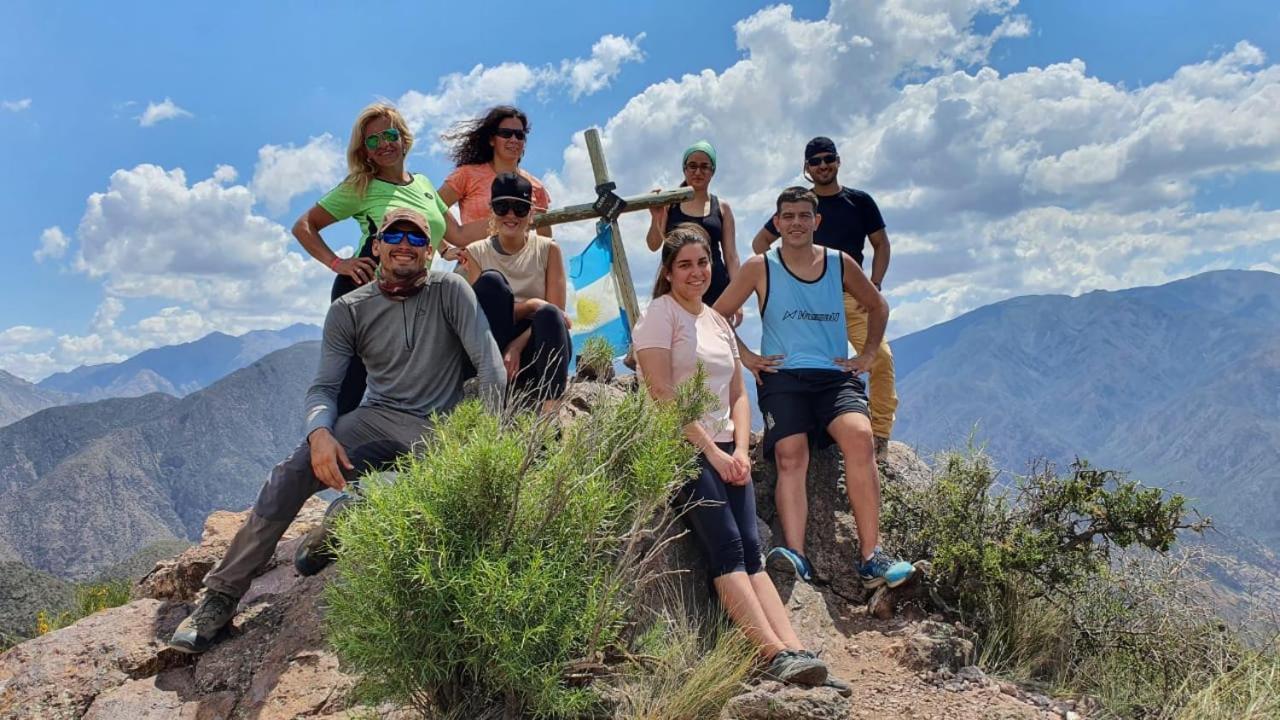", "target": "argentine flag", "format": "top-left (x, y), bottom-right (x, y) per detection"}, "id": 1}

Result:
top-left (567, 224), bottom-right (630, 360)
